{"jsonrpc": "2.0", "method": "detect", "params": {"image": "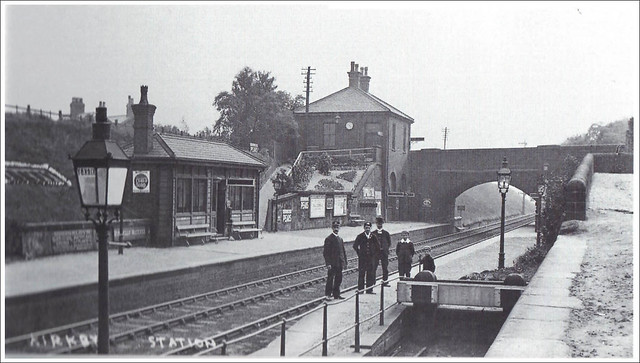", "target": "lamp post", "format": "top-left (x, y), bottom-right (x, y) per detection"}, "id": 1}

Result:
top-left (273, 179), bottom-right (282, 232)
top-left (497, 157), bottom-right (512, 269)
top-left (71, 102), bottom-right (130, 354)
top-left (536, 177), bottom-right (546, 247)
